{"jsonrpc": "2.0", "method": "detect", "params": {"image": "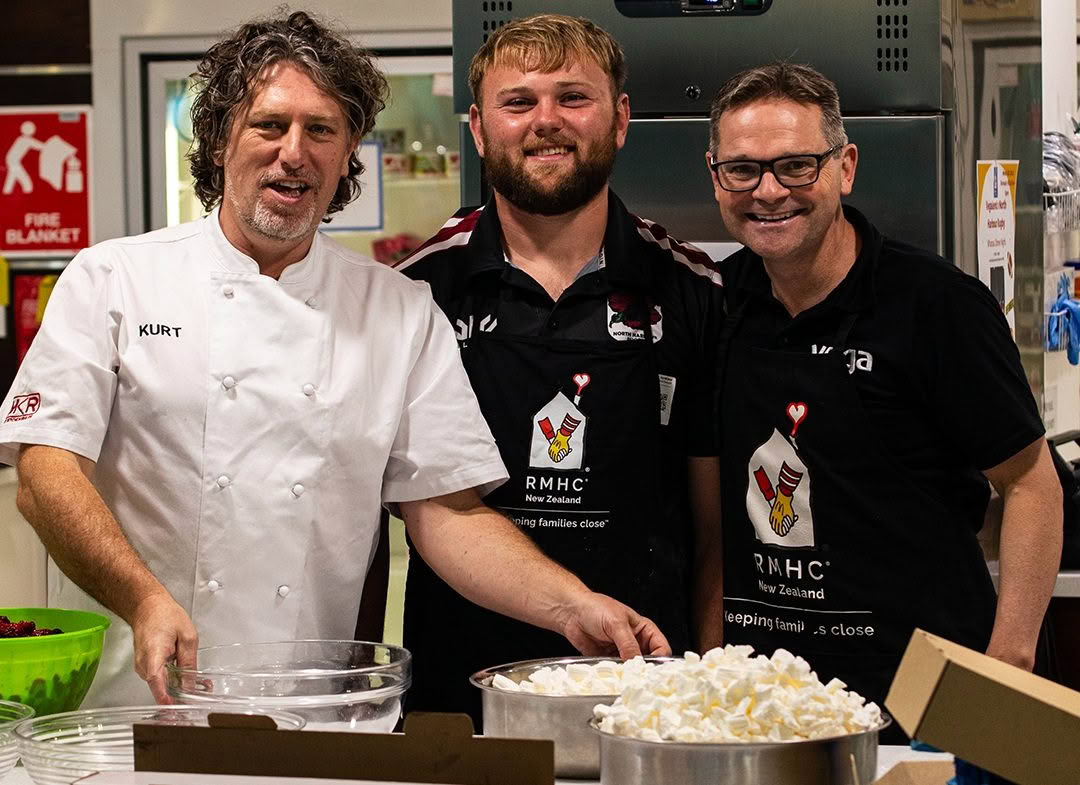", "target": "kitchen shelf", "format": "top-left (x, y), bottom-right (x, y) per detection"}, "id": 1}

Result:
top-left (1044, 188), bottom-right (1080, 232)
